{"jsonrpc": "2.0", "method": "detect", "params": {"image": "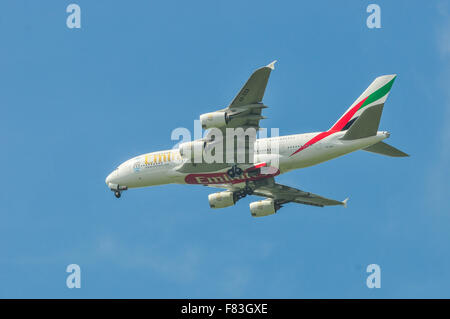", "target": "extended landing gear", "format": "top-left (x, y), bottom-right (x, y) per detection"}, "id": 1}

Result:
top-left (227, 165), bottom-right (243, 178)
top-left (235, 185), bottom-right (254, 200)
top-left (243, 186), bottom-right (253, 195)
top-left (109, 184), bottom-right (127, 199)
